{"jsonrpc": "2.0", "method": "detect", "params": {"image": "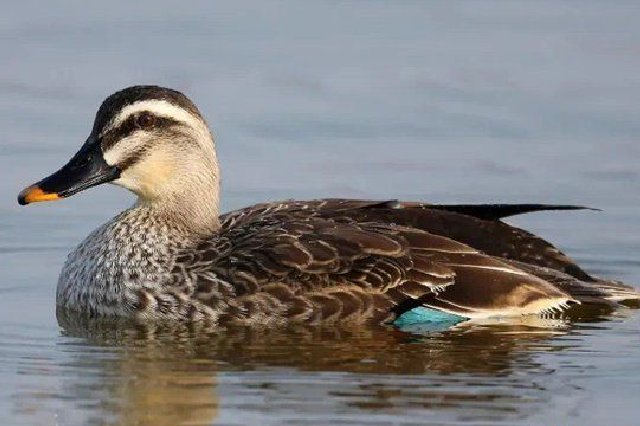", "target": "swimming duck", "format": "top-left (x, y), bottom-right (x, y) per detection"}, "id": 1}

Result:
top-left (18, 86), bottom-right (639, 325)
